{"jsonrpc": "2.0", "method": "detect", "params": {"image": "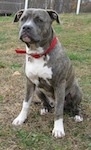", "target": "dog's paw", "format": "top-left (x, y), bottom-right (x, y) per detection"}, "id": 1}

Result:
top-left (12, 115), bottom-right (26, 126)
top-left (52, 118), bottom-right (65, 138)
top-left (74, 115), bottom-right (83, 122)
top-left (40, 108), bottom-right (48, 115)
top-left (52, 128), bottom-right (65, 138)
